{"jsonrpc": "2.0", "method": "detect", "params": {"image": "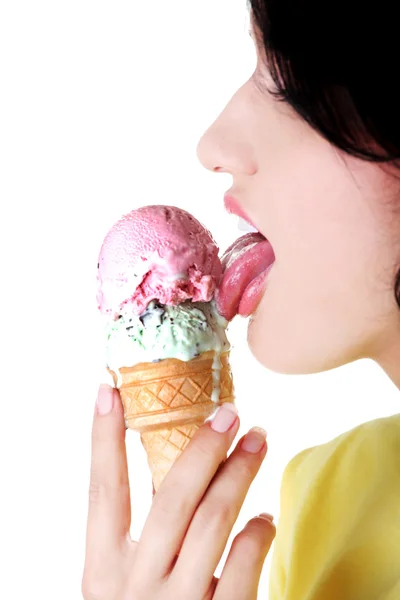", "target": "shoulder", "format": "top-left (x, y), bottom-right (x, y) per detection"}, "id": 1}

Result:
top-left (281, 413), bottom-right (400, 506)
top-left (270, 414), bottom-right (400, 600)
